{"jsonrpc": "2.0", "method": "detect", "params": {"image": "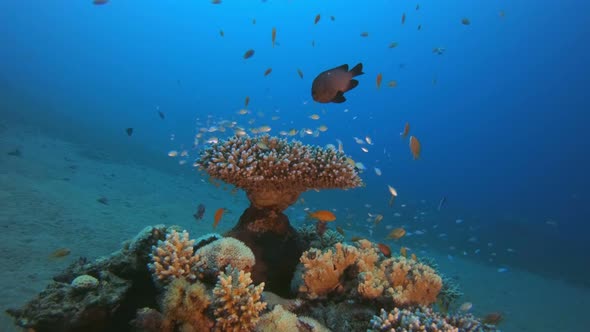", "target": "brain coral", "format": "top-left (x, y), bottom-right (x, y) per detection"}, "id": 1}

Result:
top-left (195, 237), bottom-right (256, 279)
top-left (197, 135), bottom-right (362, 211)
